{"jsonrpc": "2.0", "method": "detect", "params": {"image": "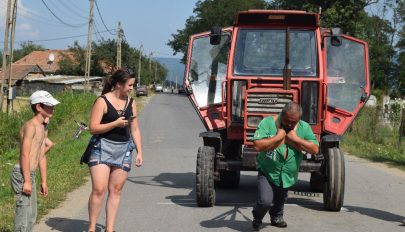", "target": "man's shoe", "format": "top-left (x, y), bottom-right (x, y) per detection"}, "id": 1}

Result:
top-left (252, 218), bottom-right (263, 231)
top-left (271, 218), bottom-right (287, 228)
